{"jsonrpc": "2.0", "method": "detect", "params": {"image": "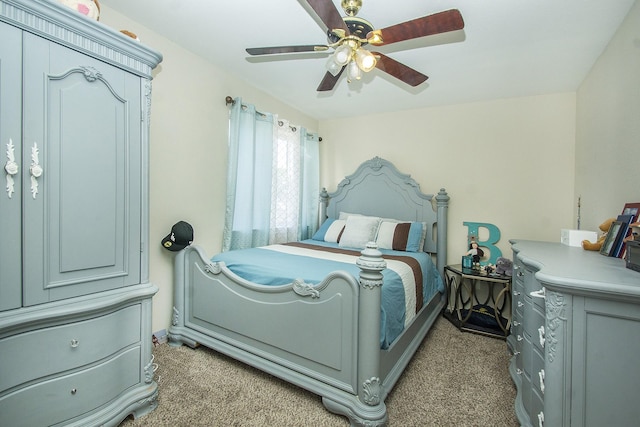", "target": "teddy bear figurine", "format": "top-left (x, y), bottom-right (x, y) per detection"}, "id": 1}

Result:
top-left (495, 257), bottom-right (513, 277)
top-left (58, 0), bottom-right (100, 21)
top-left (582, 218), bottom-right (615, 251)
